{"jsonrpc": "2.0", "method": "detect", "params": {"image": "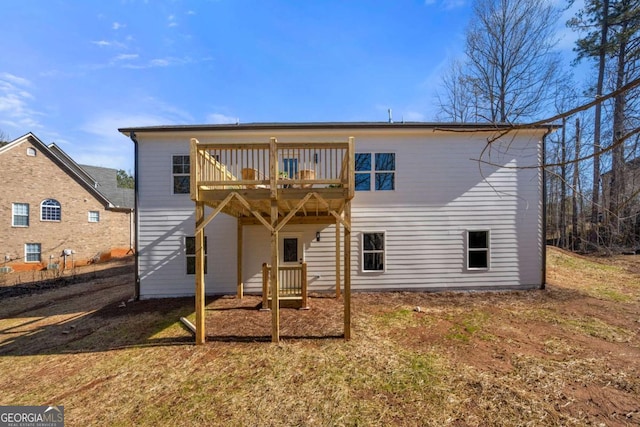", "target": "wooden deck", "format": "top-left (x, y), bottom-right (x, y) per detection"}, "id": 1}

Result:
top-left (189, 137), bottom-right (354, 344)
top-left (190, 137), bottom-right (353, 222)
